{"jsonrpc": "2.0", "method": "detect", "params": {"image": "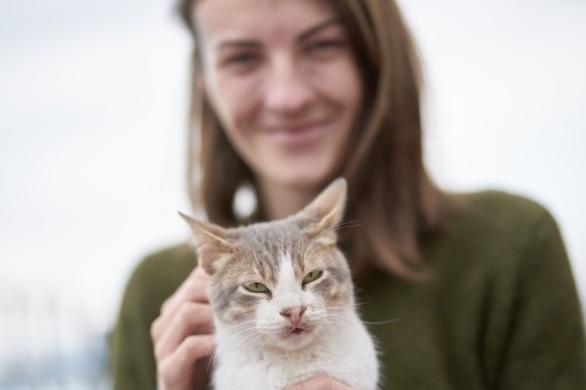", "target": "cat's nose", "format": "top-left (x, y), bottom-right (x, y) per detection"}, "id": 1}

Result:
top-left (280, 306), bottom-right (306, 325)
